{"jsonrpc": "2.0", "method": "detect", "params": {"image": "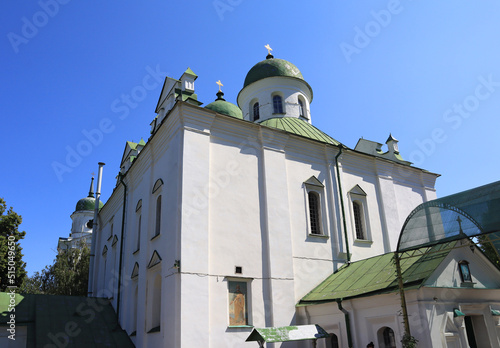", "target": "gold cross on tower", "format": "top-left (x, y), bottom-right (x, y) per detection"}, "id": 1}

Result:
top-left (264, 44), bottom-right (273, 55)
top-left (216, 80), bottom-right (223, 92)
